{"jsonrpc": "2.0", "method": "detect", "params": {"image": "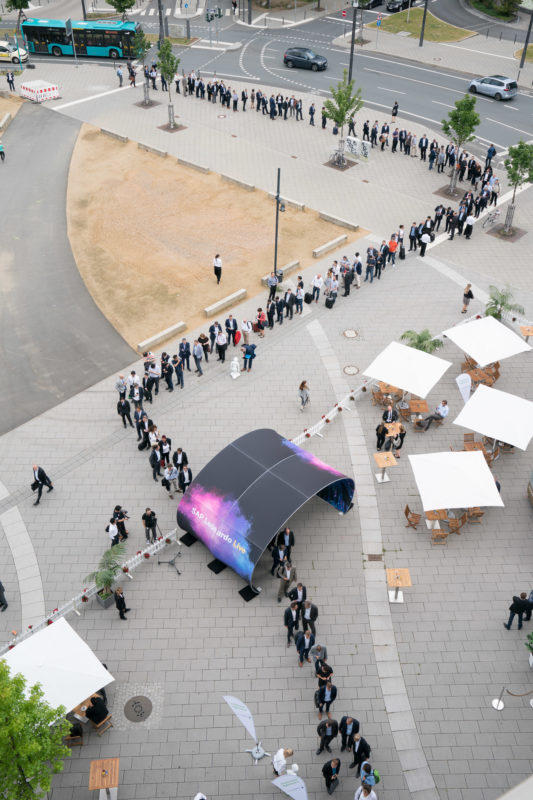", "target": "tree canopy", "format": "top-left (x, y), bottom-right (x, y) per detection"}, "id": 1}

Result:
top-left (504, 140), bottom-right (533, 204)
top-left (323, 69), bottom-right (363, 138)
top-left (106, 0), bottom-right (135, 20)
top-left (0, 660), bottom-right (71, 800)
